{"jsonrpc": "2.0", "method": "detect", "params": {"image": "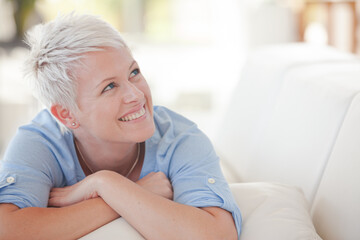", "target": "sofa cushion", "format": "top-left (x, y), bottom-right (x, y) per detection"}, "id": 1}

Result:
top-left (81, 182), bottom-right (321, 240)
top-left (311, 94), bottom-right (360, 240)
top-left (80, 217), bottom-right (144, 240)
top-left (231, 182), bottom-right (322, 240)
